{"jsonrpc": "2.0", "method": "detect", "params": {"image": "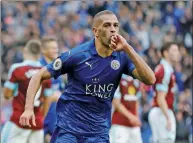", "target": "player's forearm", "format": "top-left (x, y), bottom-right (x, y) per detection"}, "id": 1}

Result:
top-left (115, 102), bottom-right (136, 121)
top-left (123, 44), bottom-right (155, 85)
top-left (43, 97), bottom-right (51, 117)
top-left (157, 96), bottom-right (170, 120)
top-left (25, 73), bottom-right (43, 110)
top-left (25, 67), bottom-right (52, 110)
